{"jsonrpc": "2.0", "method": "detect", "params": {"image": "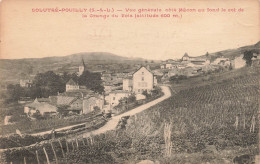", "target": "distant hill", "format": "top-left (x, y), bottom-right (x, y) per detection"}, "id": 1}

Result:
top-left (0, 52), bottom-right (145, 84)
